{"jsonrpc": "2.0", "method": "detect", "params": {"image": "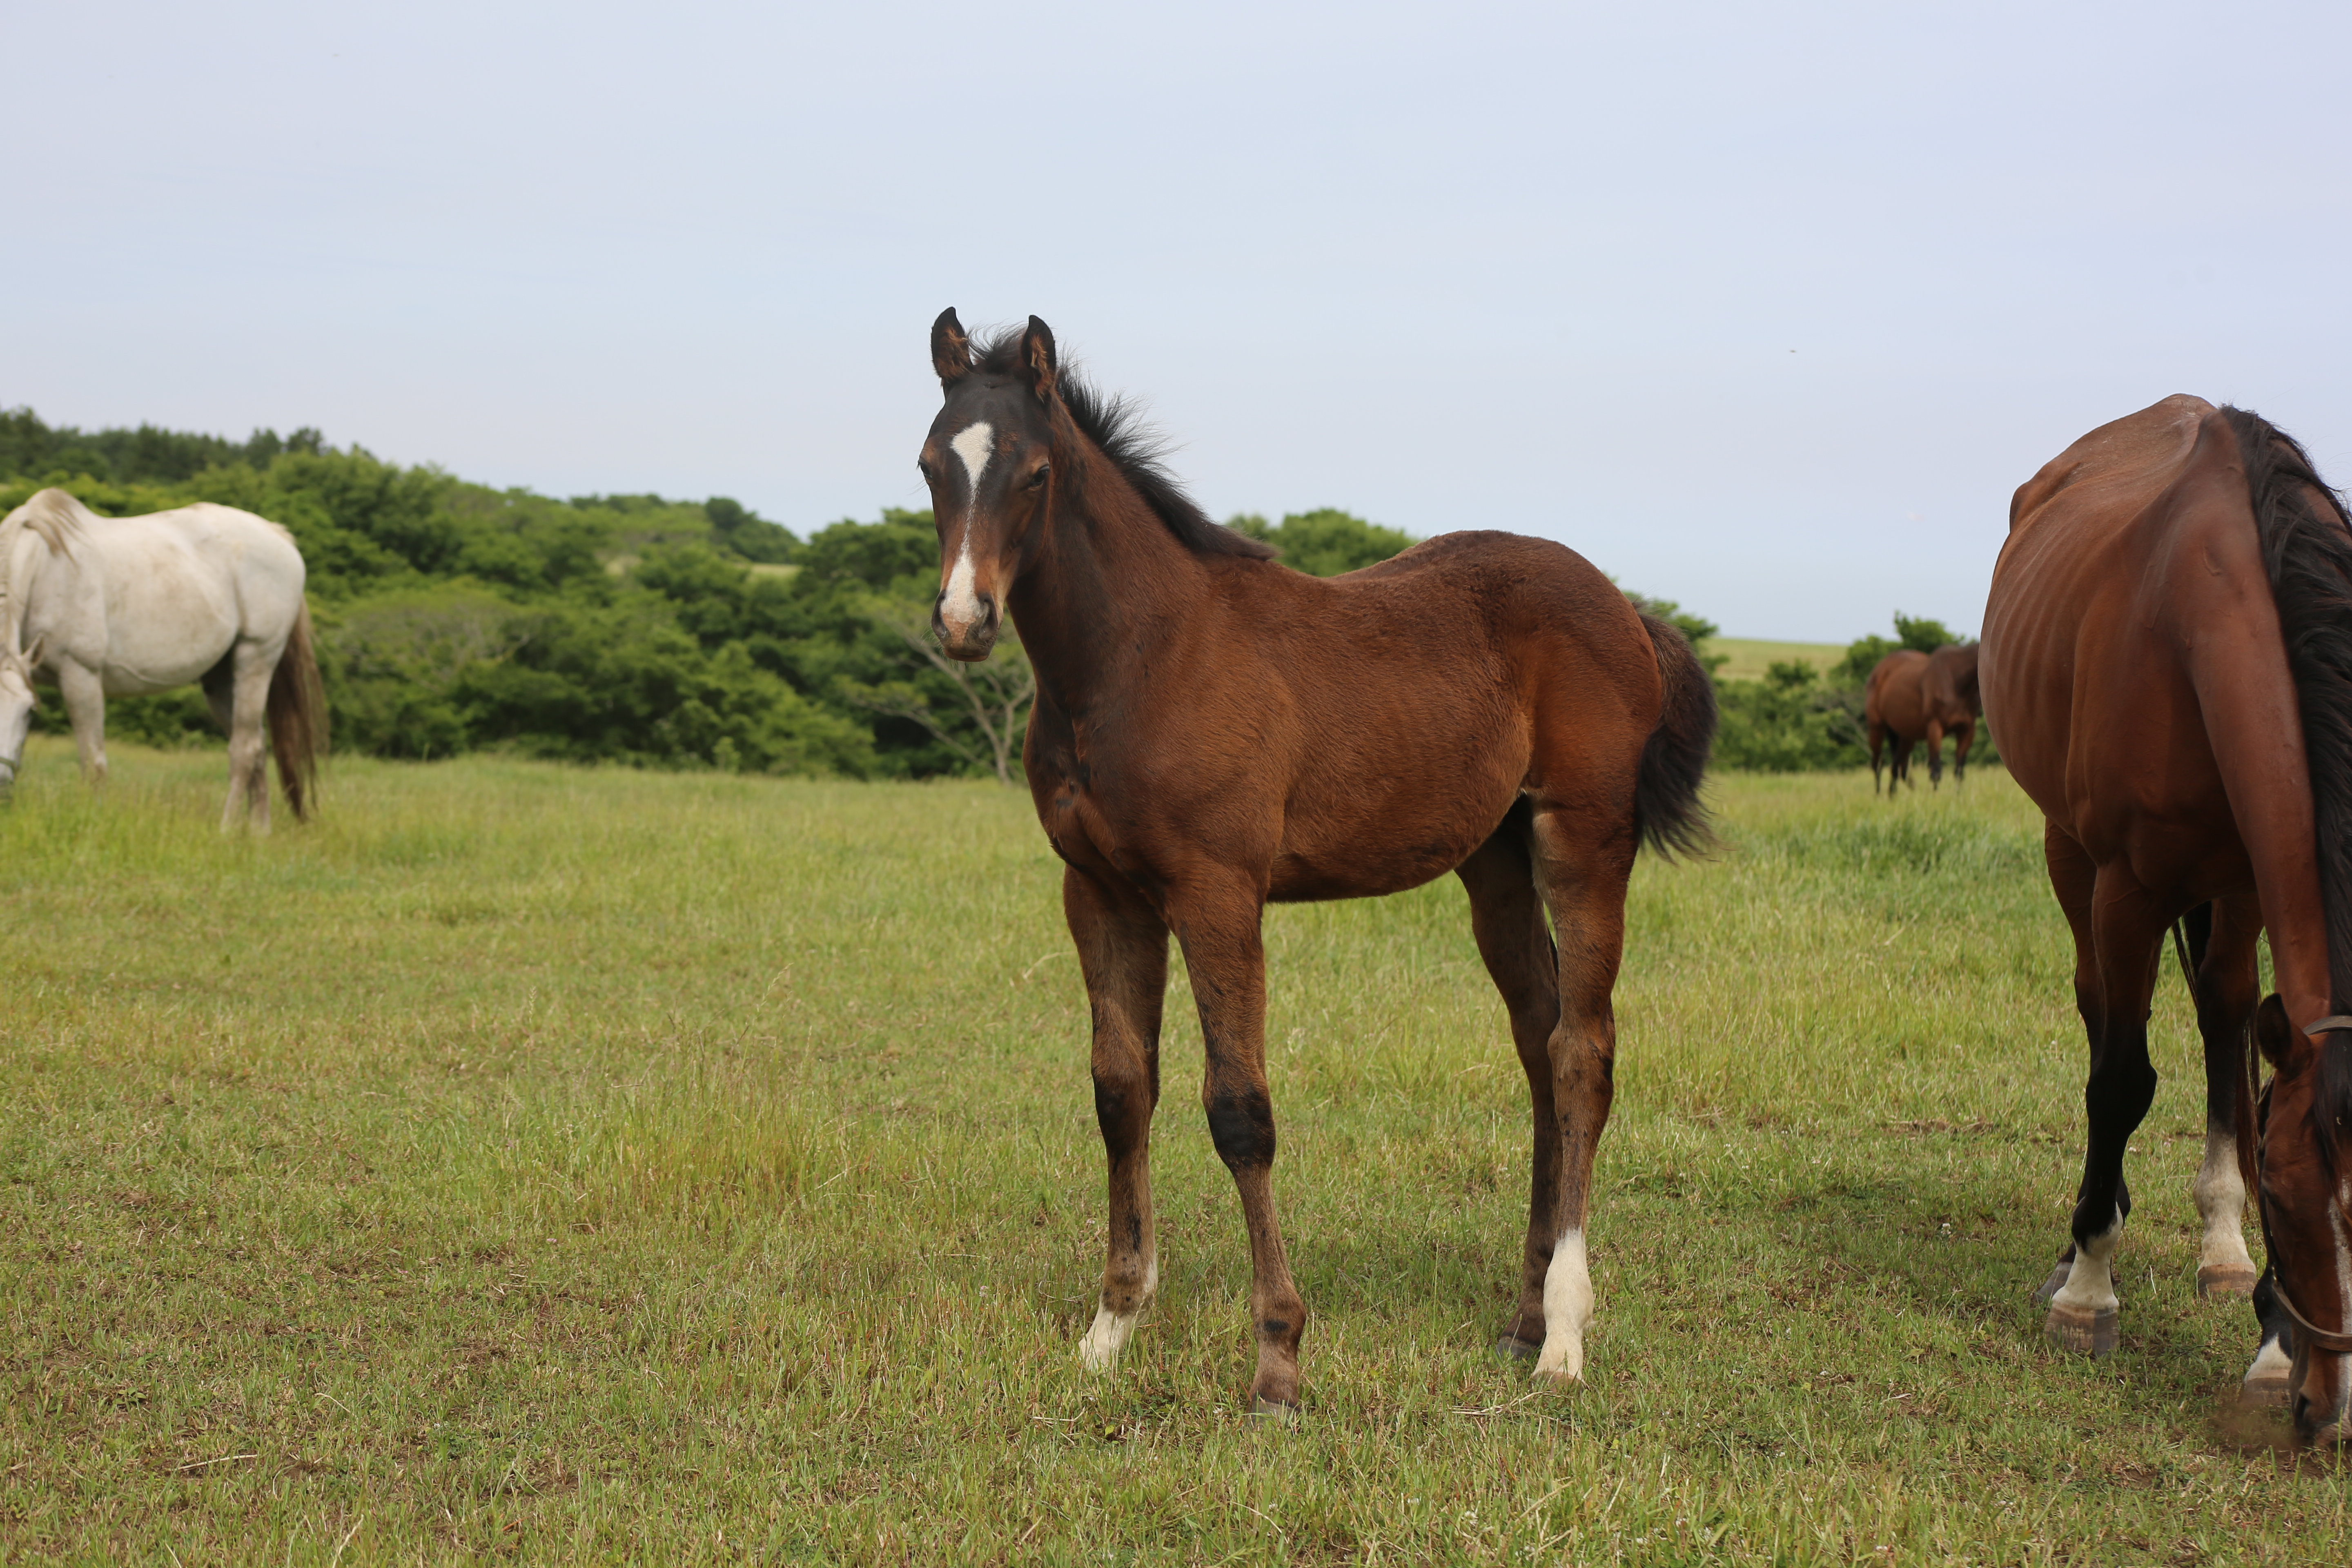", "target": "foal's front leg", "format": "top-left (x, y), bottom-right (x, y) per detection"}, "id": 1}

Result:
top-left (1066, 868), bottom-right (1171, 1371)
top-left (1174, 885), bottom-right (1306, 1416)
